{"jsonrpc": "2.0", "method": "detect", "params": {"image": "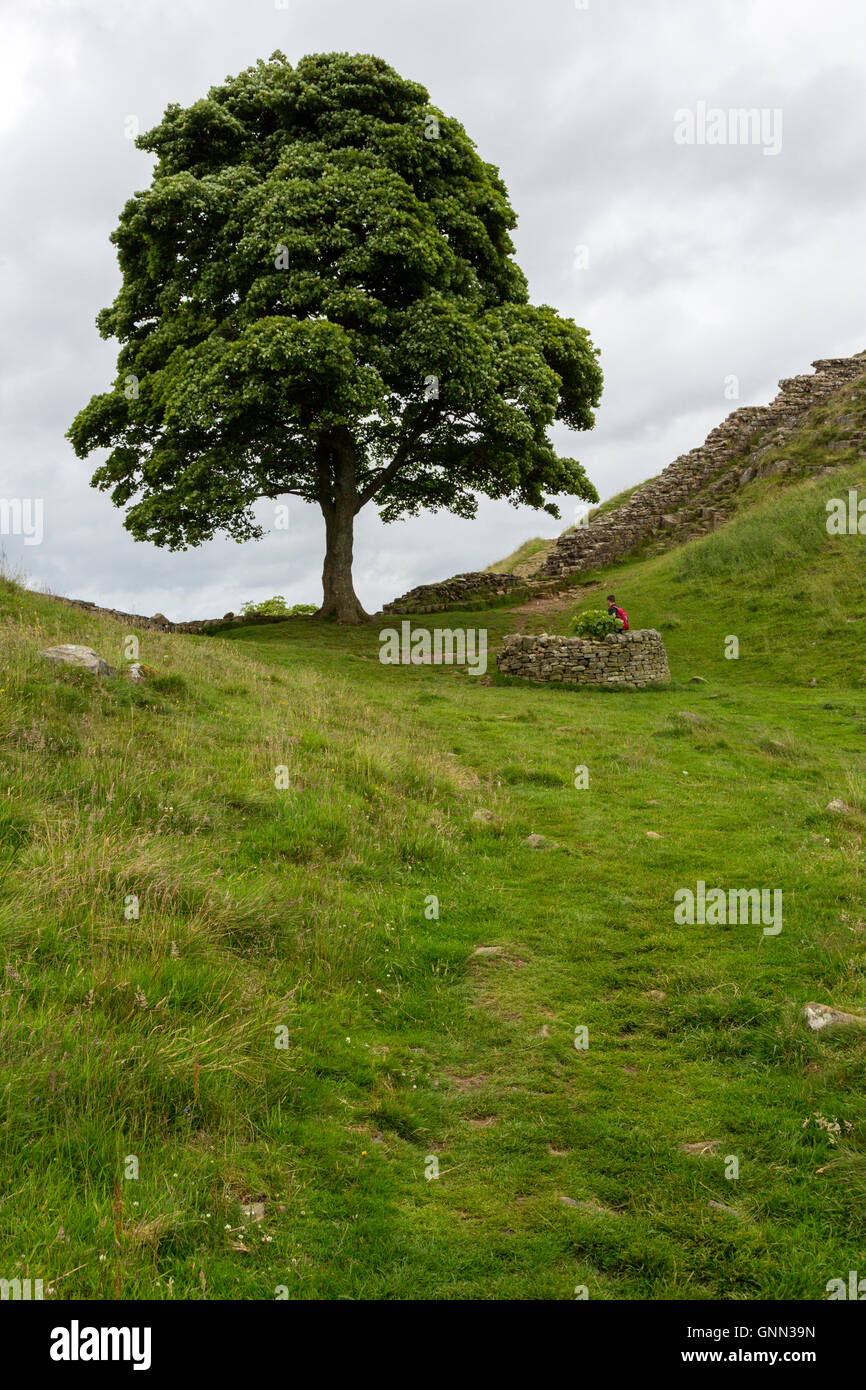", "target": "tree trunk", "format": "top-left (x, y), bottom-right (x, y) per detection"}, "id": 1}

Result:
top-left (315, 434), bottom-right (369, 624)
